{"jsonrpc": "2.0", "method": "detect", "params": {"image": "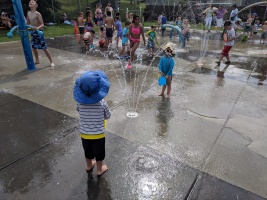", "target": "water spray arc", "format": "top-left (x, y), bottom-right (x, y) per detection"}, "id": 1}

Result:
top-left (235, 1), bottom-right (267, 16)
